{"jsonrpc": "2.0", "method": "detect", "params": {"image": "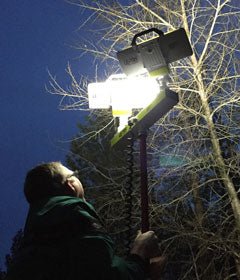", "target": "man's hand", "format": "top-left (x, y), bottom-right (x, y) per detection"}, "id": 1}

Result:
top-left (149, 256), bottom-right (166, 280)
top-left (130, 231), bottom-right (160, 262)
